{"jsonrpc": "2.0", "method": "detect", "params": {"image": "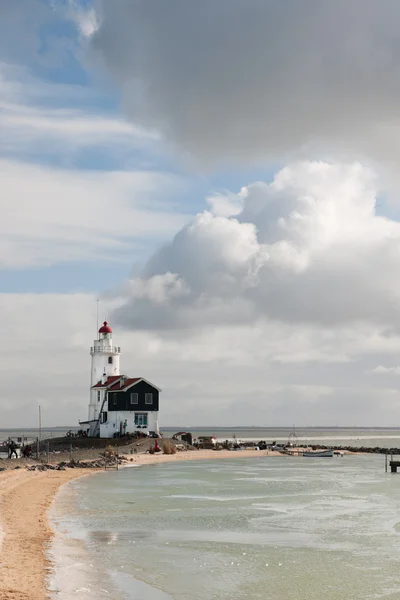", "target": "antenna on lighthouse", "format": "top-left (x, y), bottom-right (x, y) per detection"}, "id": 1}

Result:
top-left (96, 299), bottom-right (99, 337)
